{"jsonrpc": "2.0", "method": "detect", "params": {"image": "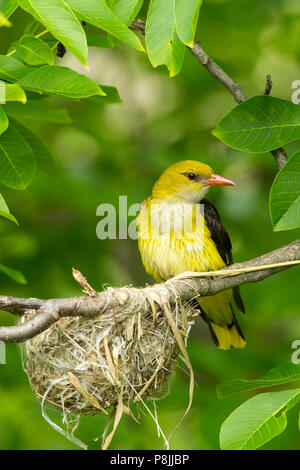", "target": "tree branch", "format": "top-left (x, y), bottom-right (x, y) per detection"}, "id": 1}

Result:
top-left (130, 21), bottom-right (288, 170)
top-left (1, 239), bottom-right (299, 343)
